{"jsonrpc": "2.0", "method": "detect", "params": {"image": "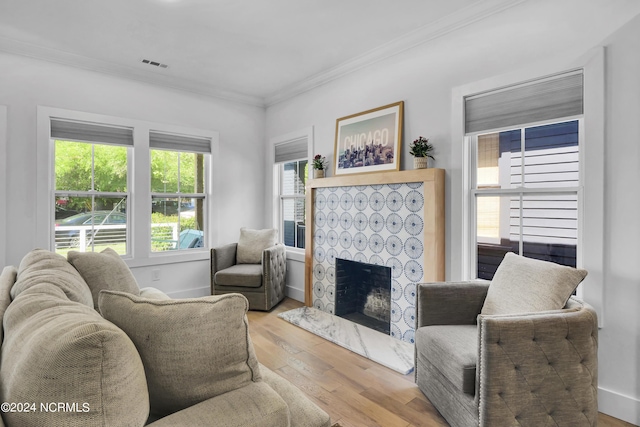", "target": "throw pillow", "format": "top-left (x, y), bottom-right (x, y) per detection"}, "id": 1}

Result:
top-left (481, 252), bottom-right (588, 315)
top-left (98, 291), bottom-right (262, 418)
top-left (12, 248), bottom-right (94, 308)
top-left (1, 284), bottom-right (149, 427)
top-left (68, 247), bottom-right (140, 308)
top-left (236, 227), bottom-right (278, 264)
